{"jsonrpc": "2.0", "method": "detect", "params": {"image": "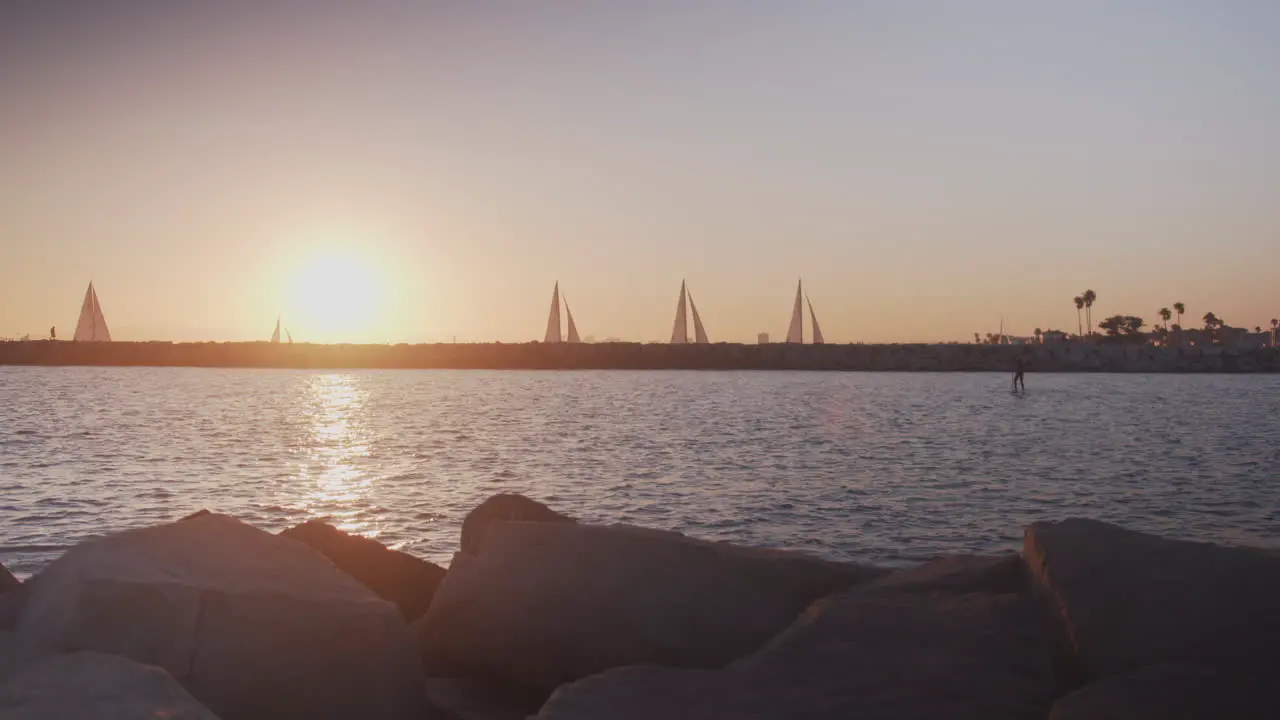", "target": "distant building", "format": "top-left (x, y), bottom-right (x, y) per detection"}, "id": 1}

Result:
top-left (757, 332), bottom-right (770, 344)
top-left (1042, 330), bottom-right (1068, 344)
